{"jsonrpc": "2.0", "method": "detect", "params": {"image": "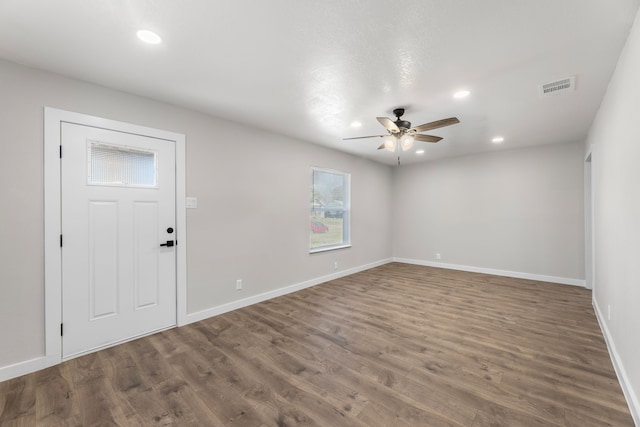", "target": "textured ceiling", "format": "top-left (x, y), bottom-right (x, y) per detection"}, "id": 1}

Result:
top-left (1, 0), bottom-right (638, 165)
